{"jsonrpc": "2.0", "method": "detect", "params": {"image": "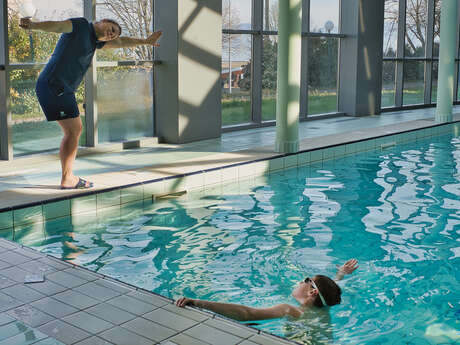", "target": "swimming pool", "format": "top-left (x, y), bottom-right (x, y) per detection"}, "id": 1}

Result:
top-left (9, 132), bottom-right (460, 345)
